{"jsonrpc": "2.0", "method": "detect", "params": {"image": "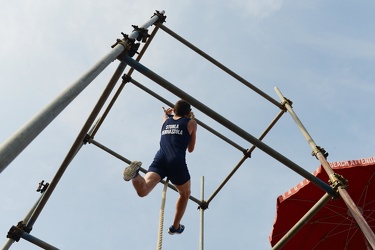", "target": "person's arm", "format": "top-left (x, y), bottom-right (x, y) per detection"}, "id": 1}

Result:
top-left (162, 107), bottom-right (173, 124)
top-left (187, 119), bottom-right (197, 153)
